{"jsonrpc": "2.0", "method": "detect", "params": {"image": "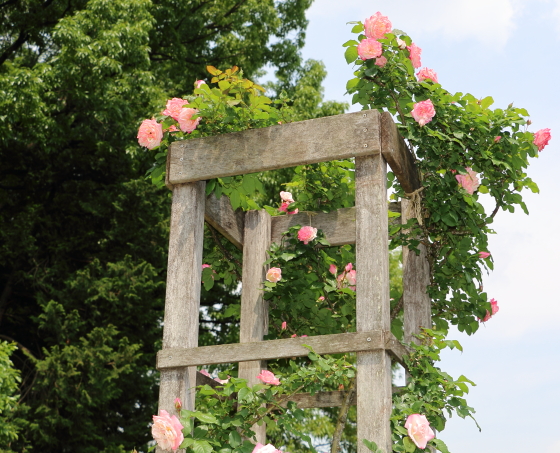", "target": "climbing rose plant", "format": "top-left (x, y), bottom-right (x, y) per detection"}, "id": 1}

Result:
top-left (137, 10), bottom-right (550, 453)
